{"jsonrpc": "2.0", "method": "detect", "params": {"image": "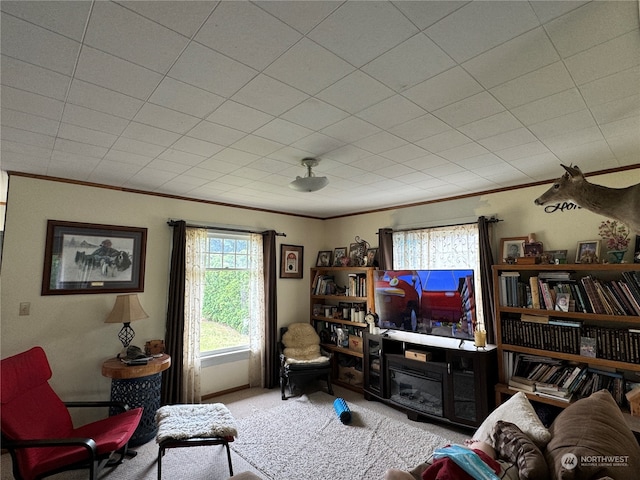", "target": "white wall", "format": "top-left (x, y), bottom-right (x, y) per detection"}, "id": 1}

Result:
top-left (1, 168), bottom-right (638, 417)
